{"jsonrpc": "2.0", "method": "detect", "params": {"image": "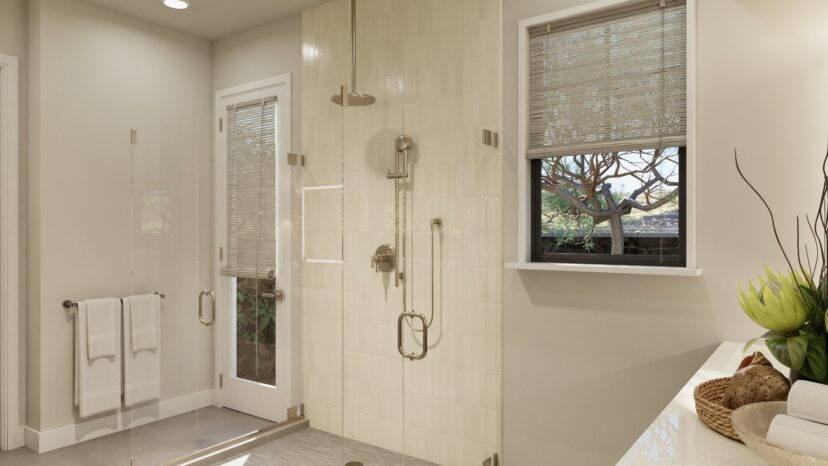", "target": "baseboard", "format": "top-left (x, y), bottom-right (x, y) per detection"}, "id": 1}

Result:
top-left (24, 389), bottom-right (216, 454)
